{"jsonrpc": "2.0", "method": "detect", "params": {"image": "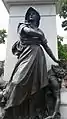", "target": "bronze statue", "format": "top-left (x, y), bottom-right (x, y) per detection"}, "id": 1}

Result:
top-left (1, 7), bottom-right (61, 119)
